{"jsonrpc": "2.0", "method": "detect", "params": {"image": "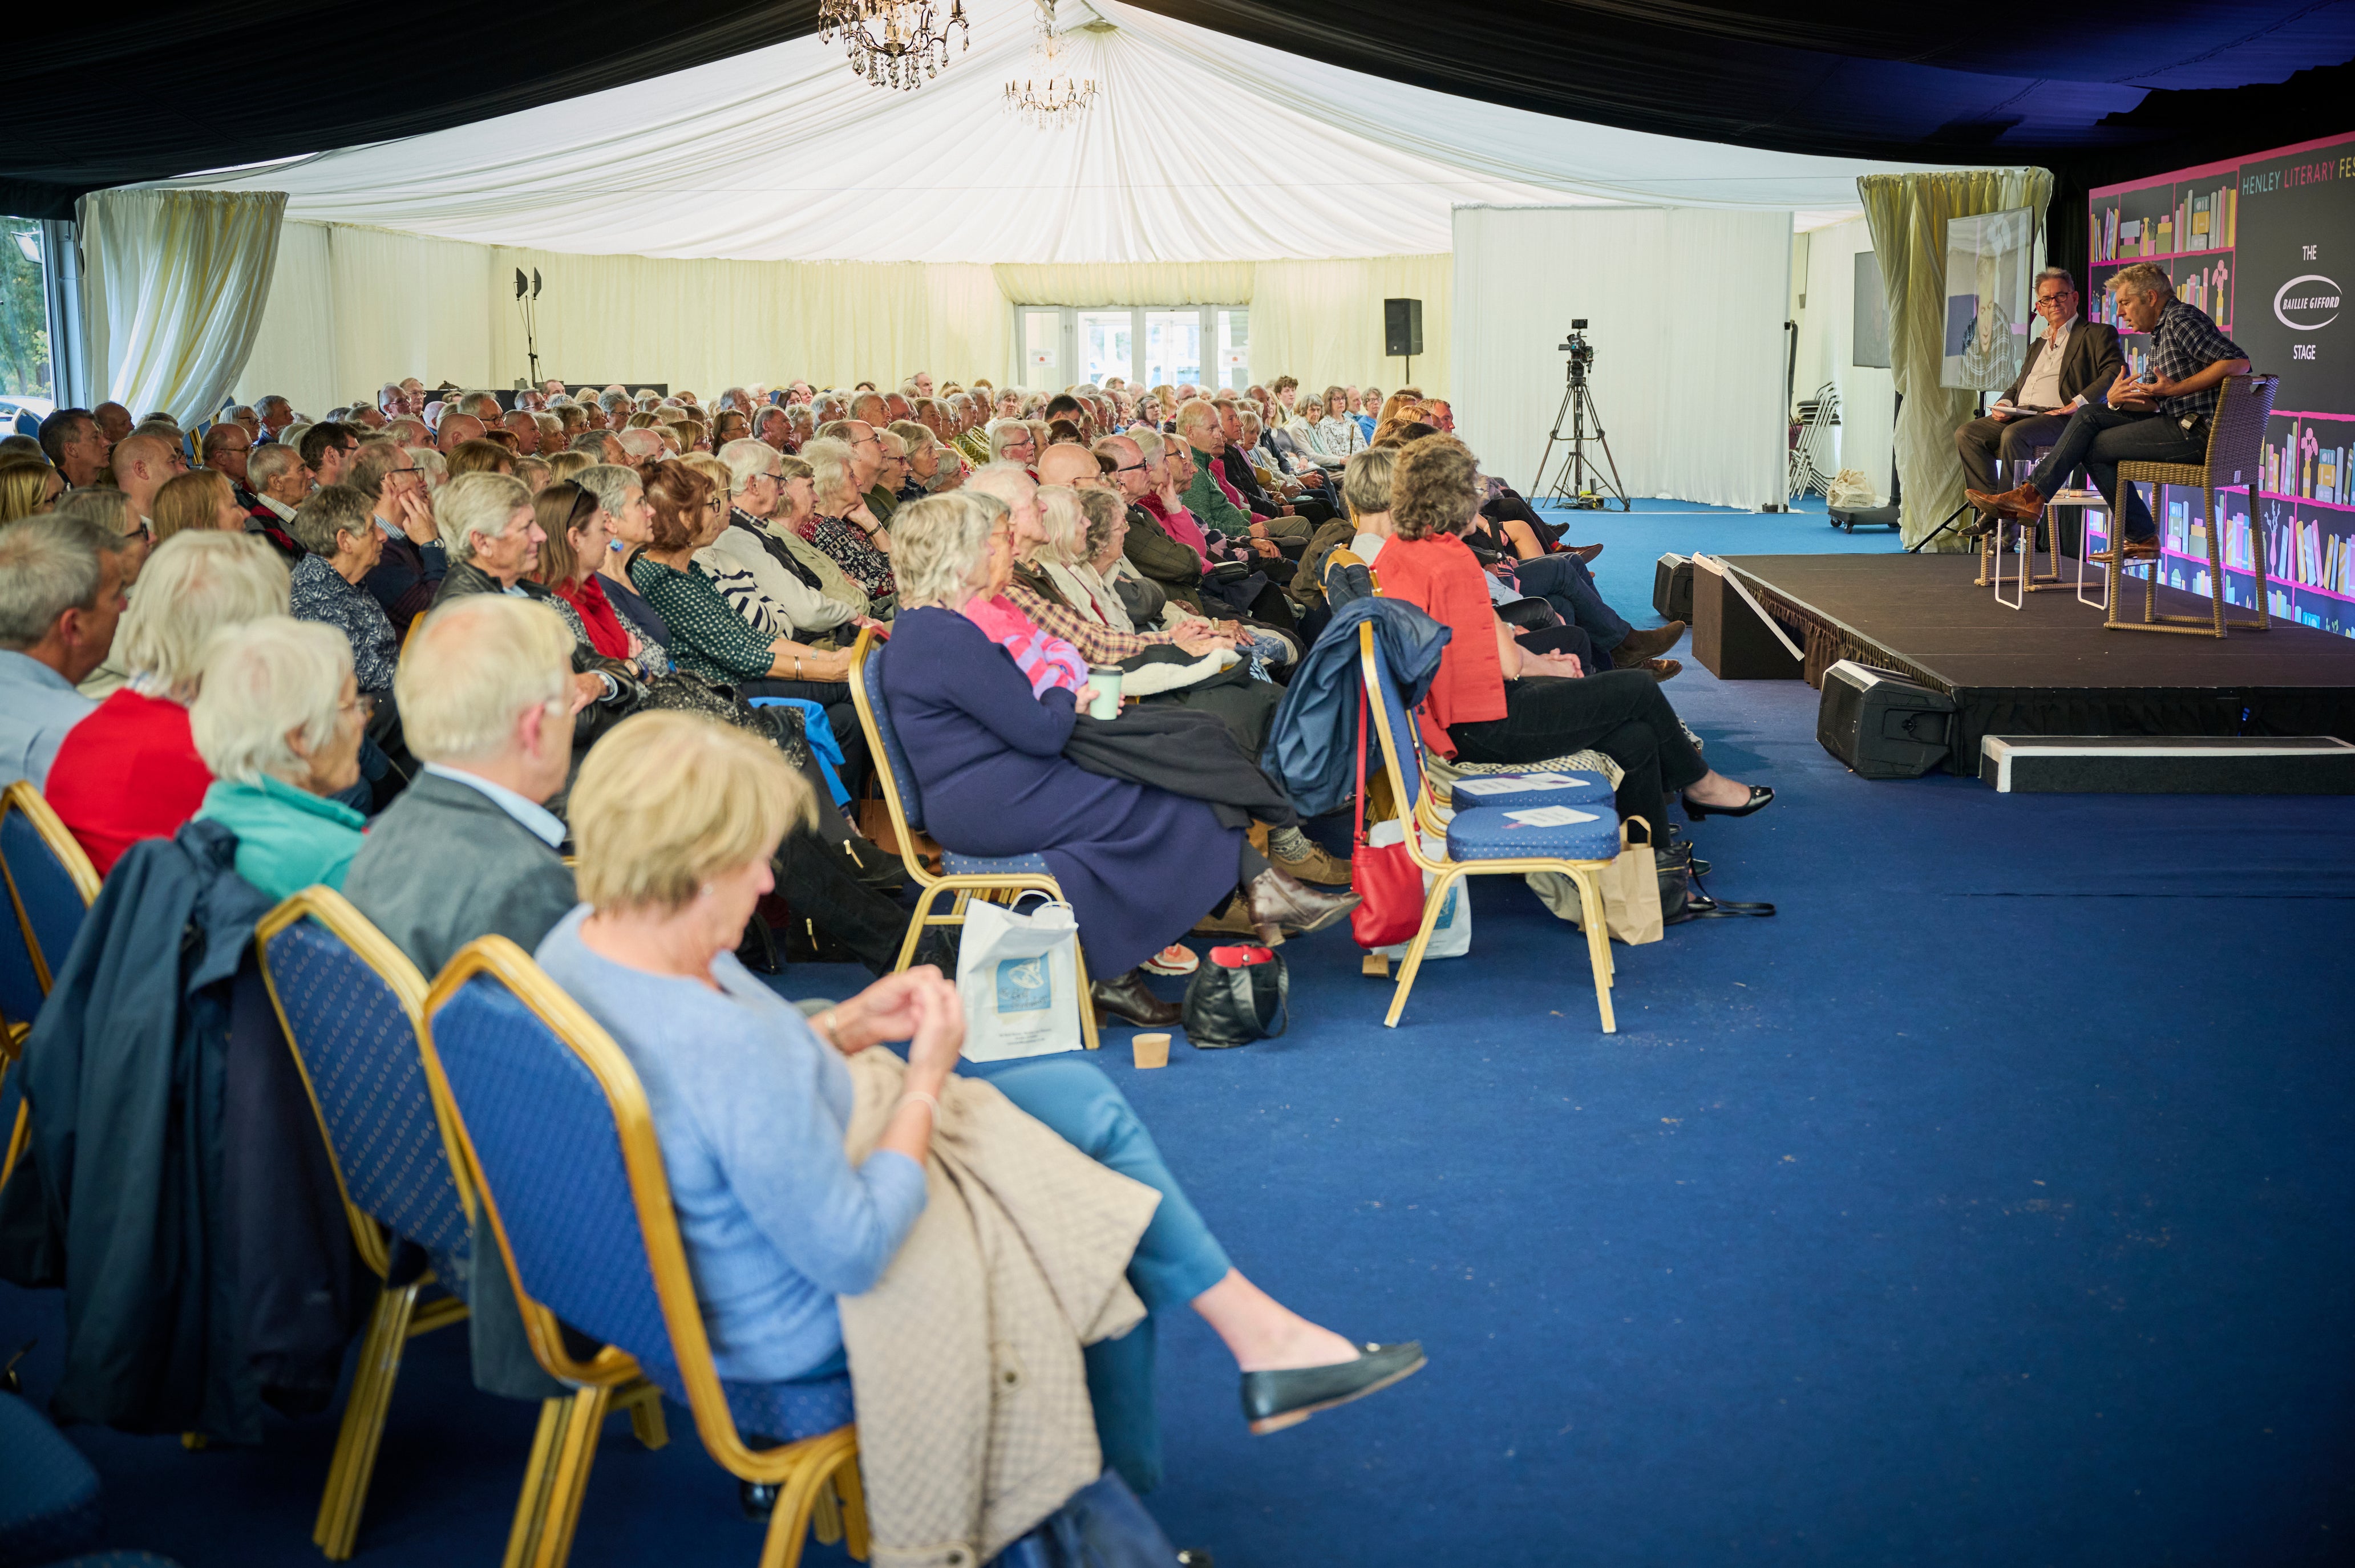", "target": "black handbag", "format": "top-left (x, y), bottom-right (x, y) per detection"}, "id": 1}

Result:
top-left (1180, 945), bottom-right (1289, 1049)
